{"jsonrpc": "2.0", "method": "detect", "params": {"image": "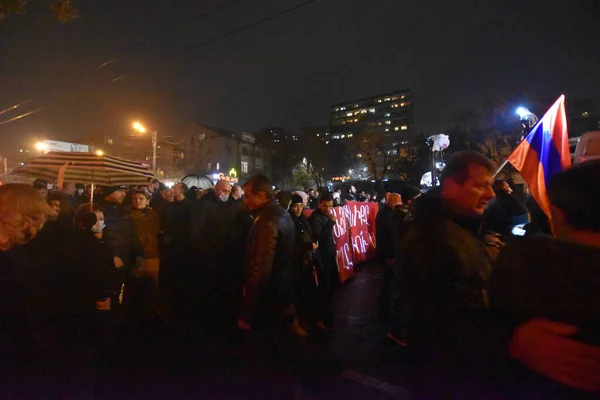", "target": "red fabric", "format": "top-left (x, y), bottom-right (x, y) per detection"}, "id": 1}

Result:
top-left (304, 201), bottom-right (379, 283)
